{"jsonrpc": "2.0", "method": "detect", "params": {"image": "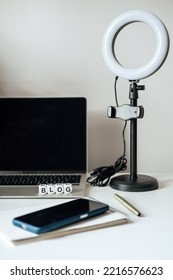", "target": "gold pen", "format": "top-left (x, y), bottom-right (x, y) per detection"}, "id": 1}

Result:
top-left (114, 193), bottom-right (141, 216)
